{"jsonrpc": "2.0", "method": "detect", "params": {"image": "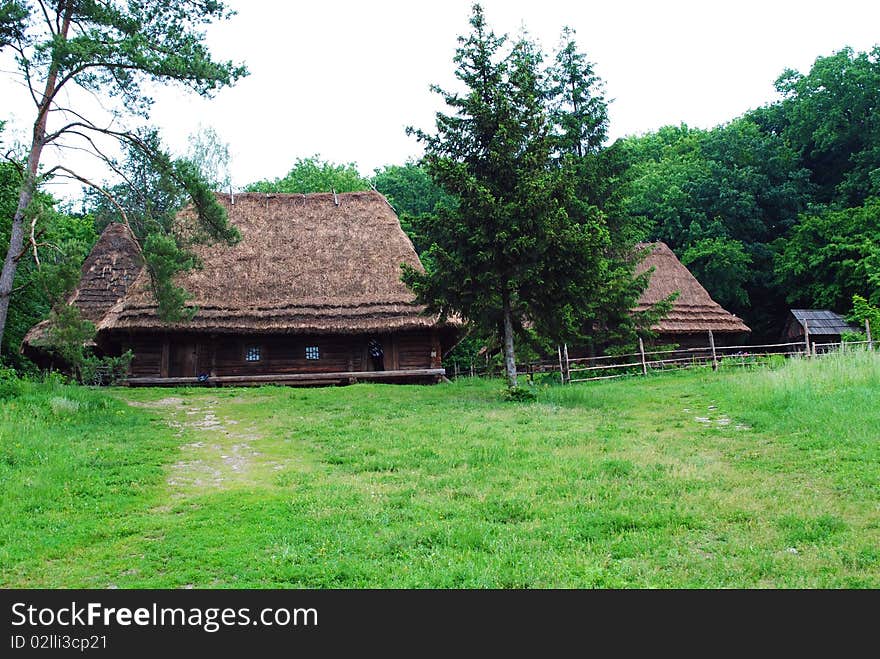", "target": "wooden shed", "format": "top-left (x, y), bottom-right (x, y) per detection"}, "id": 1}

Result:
top-left (782, 309), bottom-right (858, 345)
top-left (633, 242), bottom-right (751, 347)
top-left (93, 191), bottom-right (459, 385)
